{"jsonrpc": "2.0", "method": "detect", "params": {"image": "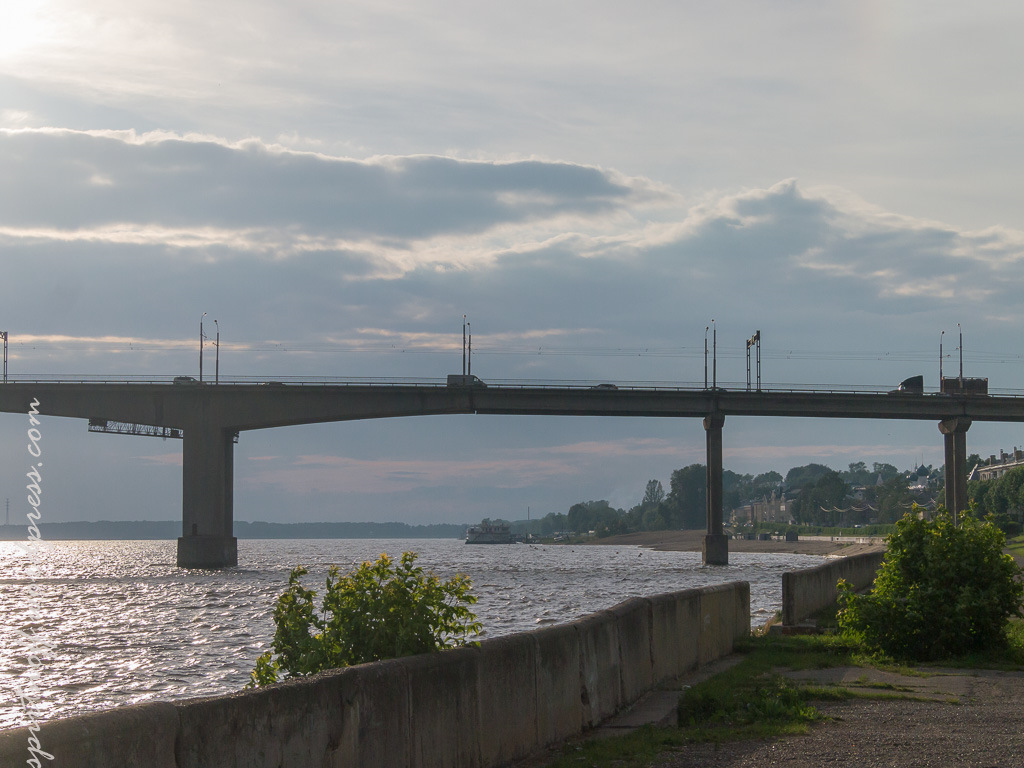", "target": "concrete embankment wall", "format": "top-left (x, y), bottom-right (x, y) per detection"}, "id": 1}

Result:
top-left (782, 551), bottom-right (885, 626)
top-left (0, 581), bottom-right (750, 768)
